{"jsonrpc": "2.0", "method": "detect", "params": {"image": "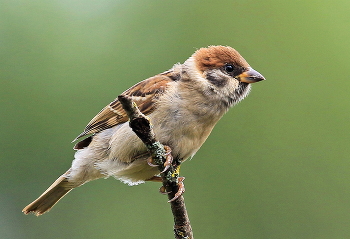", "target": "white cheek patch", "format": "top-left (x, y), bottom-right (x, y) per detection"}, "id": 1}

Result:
top-left (183, 57), bottom-right (207, 83)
